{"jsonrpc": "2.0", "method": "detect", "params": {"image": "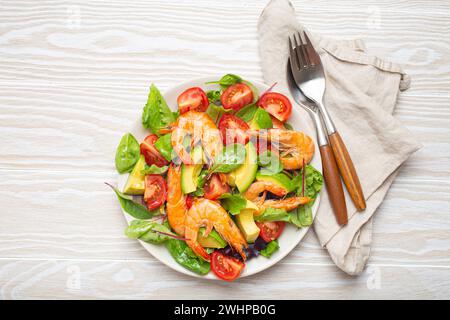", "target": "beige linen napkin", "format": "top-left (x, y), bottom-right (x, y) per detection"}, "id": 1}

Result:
top-left (258, 0), bottom-right (422, 275)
